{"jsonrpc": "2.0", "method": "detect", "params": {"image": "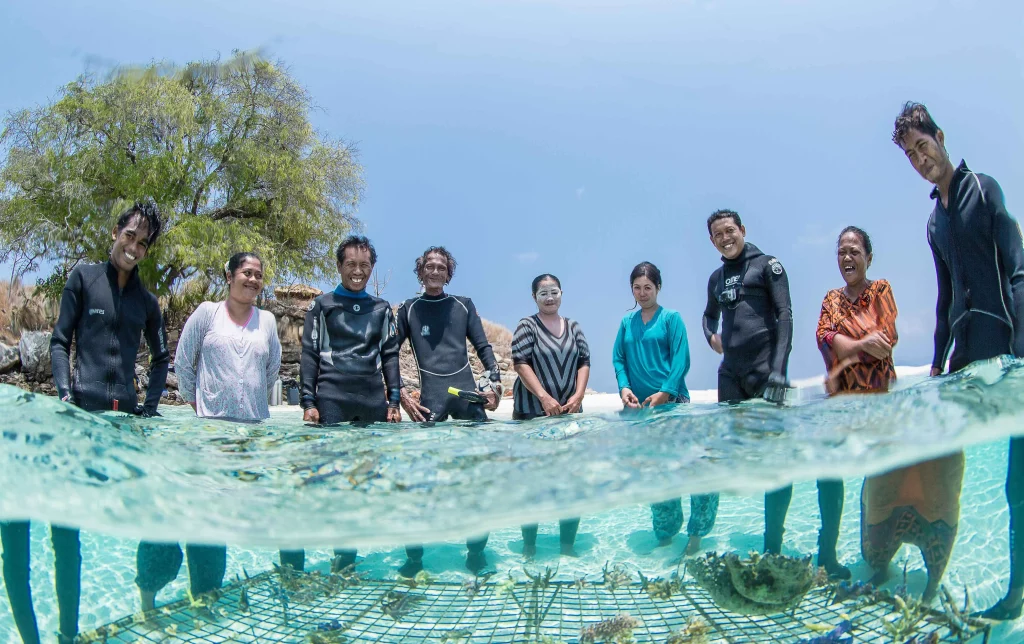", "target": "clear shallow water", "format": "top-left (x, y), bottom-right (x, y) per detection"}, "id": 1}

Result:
top-left (1, 357), bottom-right (1024, 641)
top-left (0, 358), bottom-right (1022, 548)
